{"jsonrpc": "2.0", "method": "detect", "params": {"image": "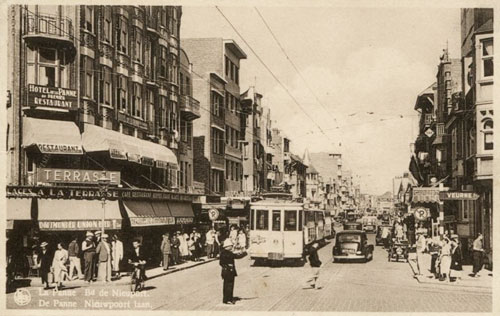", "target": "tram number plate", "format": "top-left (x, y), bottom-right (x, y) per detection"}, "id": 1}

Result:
top-left (268, 252), bottom-right (284, 260)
